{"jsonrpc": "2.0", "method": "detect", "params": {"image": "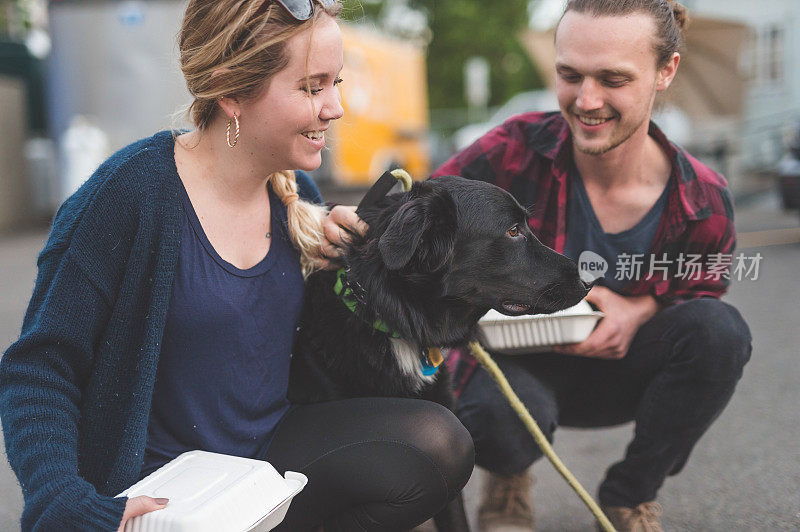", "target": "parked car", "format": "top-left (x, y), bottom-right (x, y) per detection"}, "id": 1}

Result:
top-left (452, 90), bottom-right (559, 151)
